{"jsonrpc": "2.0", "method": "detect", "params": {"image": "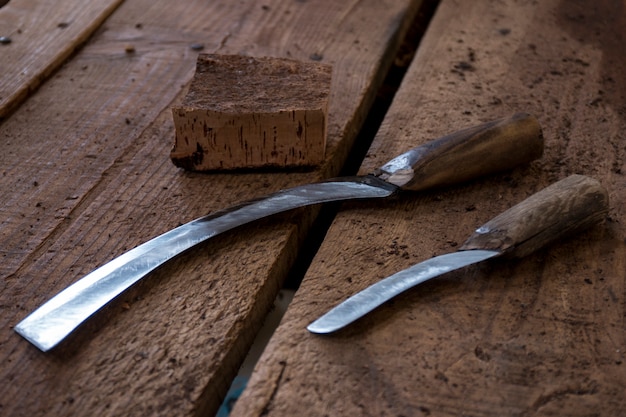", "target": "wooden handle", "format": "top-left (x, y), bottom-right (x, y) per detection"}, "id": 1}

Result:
top-left (384, 113), bottom-right (544, 191)
top-left (460, 175), bottom-right (608, 258)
